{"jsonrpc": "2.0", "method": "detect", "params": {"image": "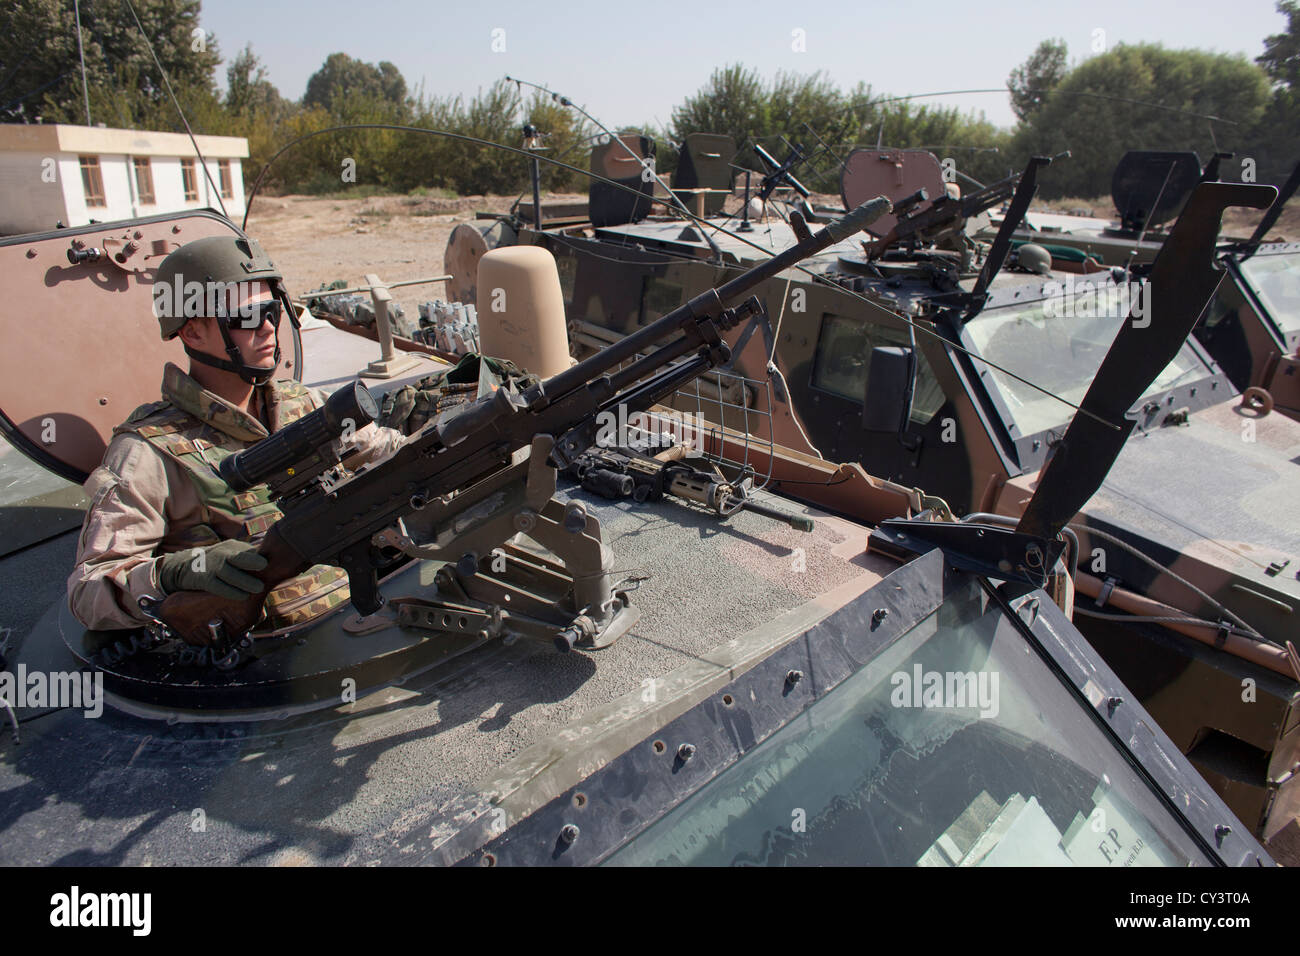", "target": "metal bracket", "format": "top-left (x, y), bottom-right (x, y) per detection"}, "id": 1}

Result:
top-left (1096, 576), bottom-right (1118, 609)
top-left (869, 518), bottom-right (1064, 589)
top-left (369, 456), bottom-right (638, 652)
top-left (358, 273), bottom-right (420, 379)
